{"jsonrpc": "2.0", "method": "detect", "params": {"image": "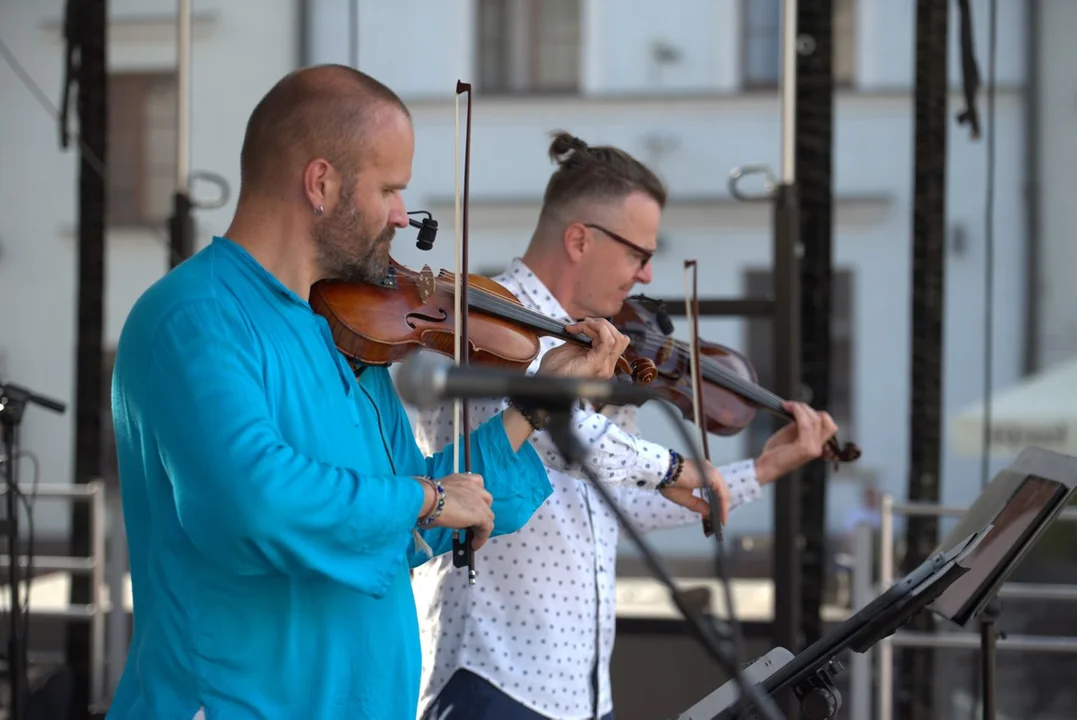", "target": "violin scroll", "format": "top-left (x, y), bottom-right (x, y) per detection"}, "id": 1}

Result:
top-left (612, 293), bottom-right (862, 467)
top-left (629, 357), bottom-right (658, 384)
top-left (826, 439), bottom-right (862, 466)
